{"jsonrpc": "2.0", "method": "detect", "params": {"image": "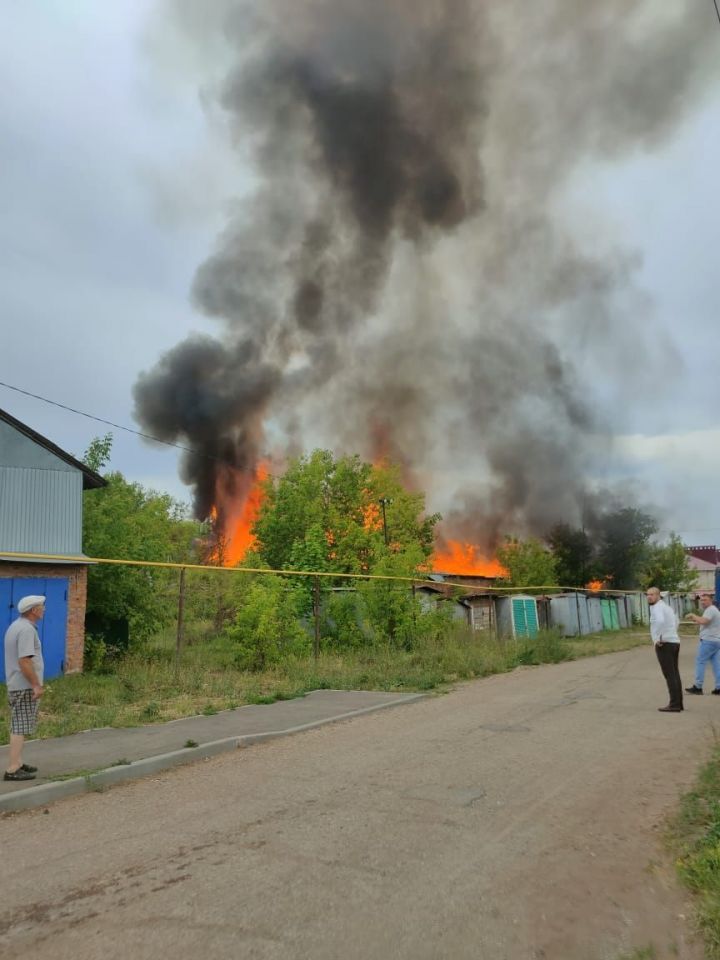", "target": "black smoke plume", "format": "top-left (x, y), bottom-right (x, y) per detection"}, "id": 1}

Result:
top-left (135, 0), bottom-right (719, 549)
